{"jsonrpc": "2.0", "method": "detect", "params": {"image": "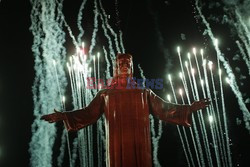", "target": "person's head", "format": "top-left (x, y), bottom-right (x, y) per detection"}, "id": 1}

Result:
top-left (113, 53), bottom-right (133, 78)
